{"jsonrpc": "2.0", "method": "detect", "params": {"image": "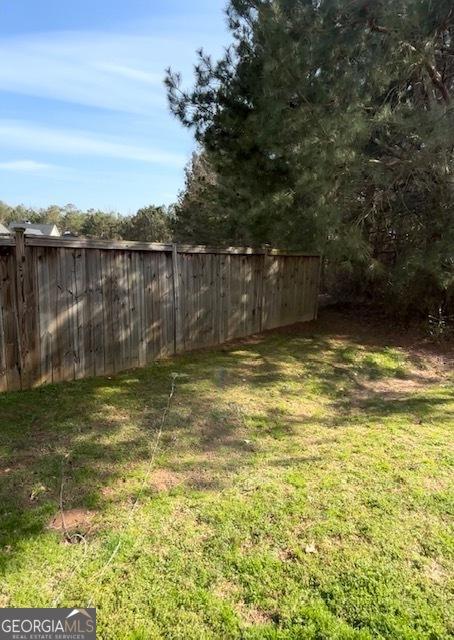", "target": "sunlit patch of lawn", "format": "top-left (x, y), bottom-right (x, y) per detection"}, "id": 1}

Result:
top-left (0, 312), bottom-right (452, 639)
